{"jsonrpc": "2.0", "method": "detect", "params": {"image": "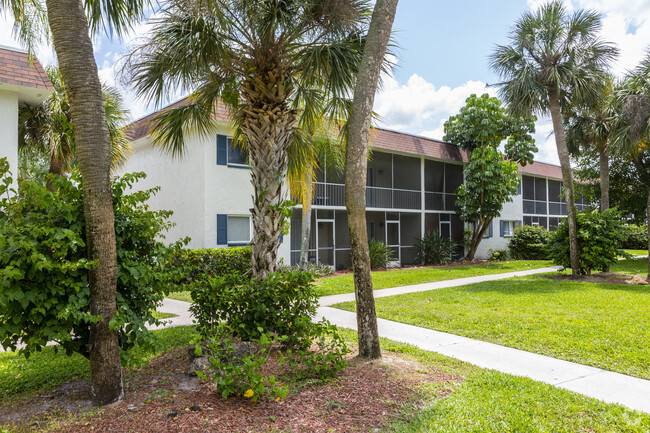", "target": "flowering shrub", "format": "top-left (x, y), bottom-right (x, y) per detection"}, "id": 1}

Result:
top-left (0, 160), bottom-right (185, 362)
